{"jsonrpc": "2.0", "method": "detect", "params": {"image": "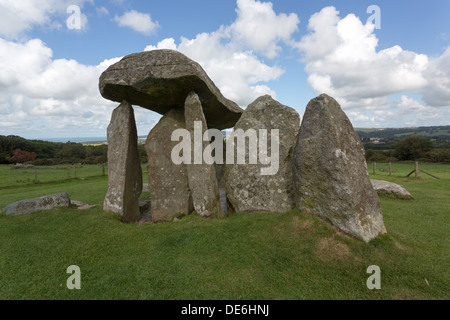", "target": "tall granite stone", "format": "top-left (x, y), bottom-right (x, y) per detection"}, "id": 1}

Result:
top-left (184, 91), bottom-right (223, 218)
top-left (145, 108), bottom-right (193, 222)
top-left (99, 49), bottom-right (243, 130)
top-left (293, 94), bottom-right (386, 242)
top-left (103, 101), bottom-right (142, 223)
top-left (225, 95), bottom-right (300, 213)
